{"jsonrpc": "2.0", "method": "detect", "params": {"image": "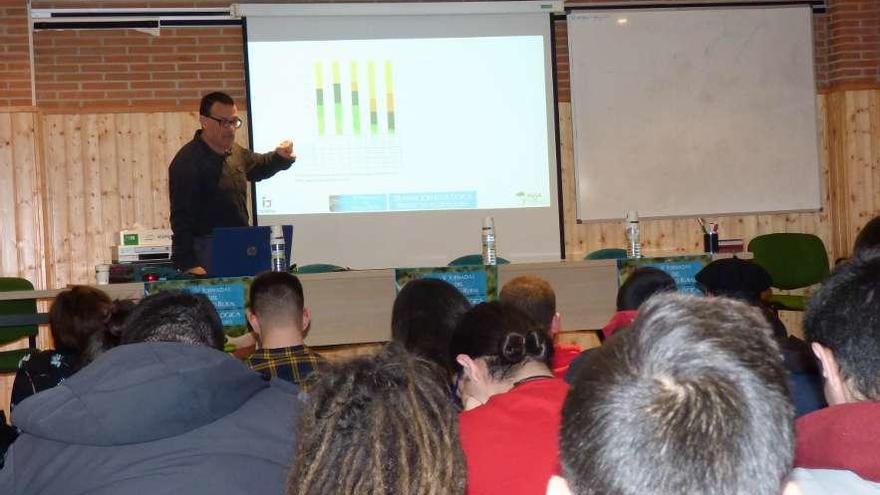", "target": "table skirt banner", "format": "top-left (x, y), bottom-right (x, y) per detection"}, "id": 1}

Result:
top-left (616, 255), bottom-right (712, 295)
top-left (145, 277), bottom-right (252, 337)
top-left (394, 265), bottom-right (498, 305)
